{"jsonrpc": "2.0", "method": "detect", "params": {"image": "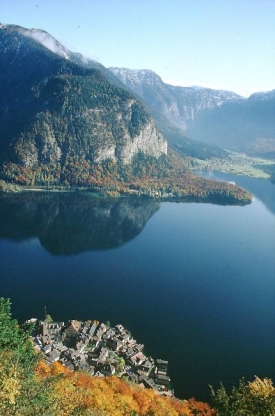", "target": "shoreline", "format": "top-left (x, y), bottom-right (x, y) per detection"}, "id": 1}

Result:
top-left (30, 317), bottom-right (174, 397)
top-left (0, 175), bottom-right (253, 205)
top-left (192, 152), bottom-right (275, 180)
